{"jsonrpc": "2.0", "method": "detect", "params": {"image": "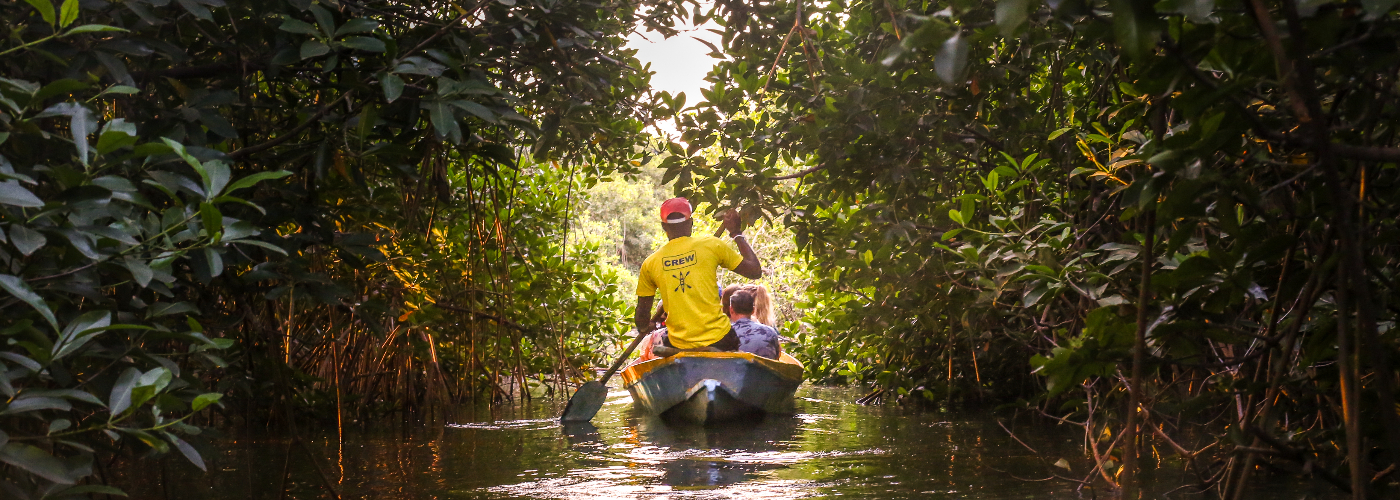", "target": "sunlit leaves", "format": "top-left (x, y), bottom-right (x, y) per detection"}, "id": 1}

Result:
top-left (23, 0), bottom-right (55, 26)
